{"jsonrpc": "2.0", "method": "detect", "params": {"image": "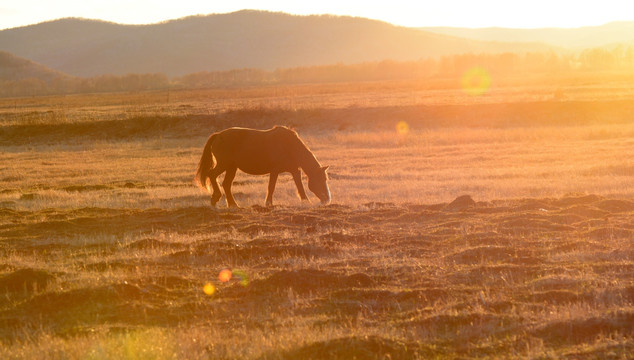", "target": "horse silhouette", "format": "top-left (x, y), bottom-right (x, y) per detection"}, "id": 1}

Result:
top-left (195, 126), bottom-right (330, 207)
